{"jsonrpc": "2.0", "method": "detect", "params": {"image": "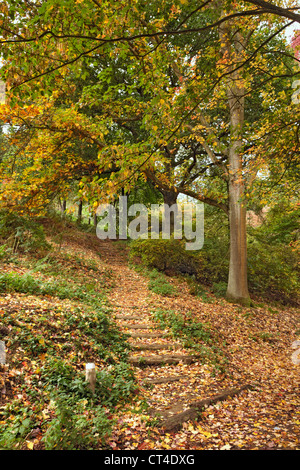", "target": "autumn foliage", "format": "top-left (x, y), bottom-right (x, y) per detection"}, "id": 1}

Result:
top-left (0, 0), bottom-right (299, 452)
